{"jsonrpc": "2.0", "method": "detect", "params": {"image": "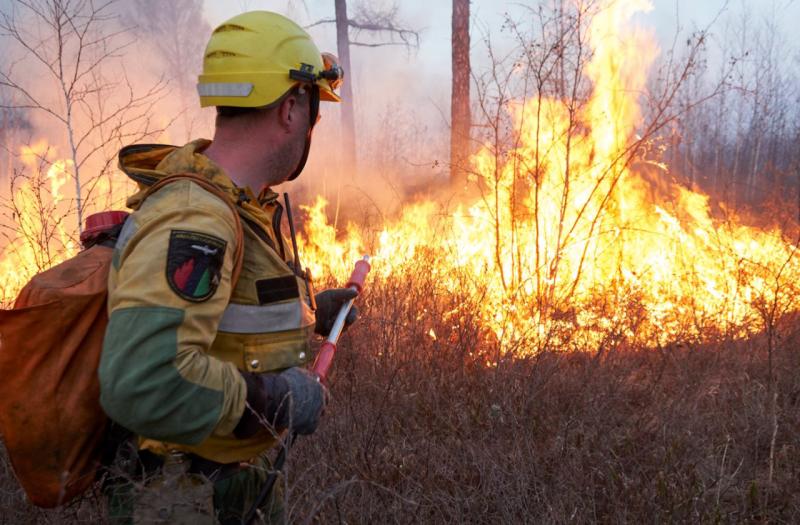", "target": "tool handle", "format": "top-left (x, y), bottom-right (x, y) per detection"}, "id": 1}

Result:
top-left (312, 289), bottom-right (354, 383)
top-left (325, 292), bottom-right (356, 344)
top-left (311, 256), bottom-right (370, 383)
top-left (312, 341), bottom-right (337, 383)
top-left (246, 257), bottom-right (370, 524)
